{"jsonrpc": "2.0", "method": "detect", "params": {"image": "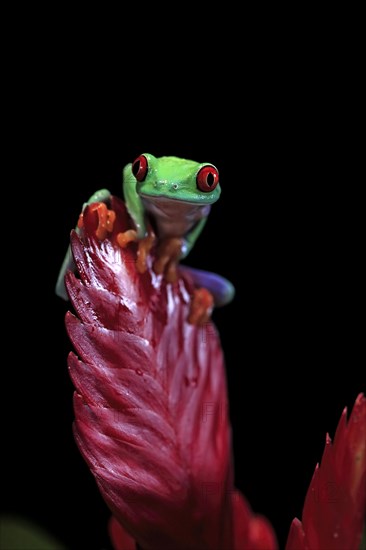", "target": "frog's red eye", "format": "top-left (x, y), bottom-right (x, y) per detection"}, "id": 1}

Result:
top-left (196, 165), bottom-right (219, 192)
top-left (132, 155), bottom-right (148, 182)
